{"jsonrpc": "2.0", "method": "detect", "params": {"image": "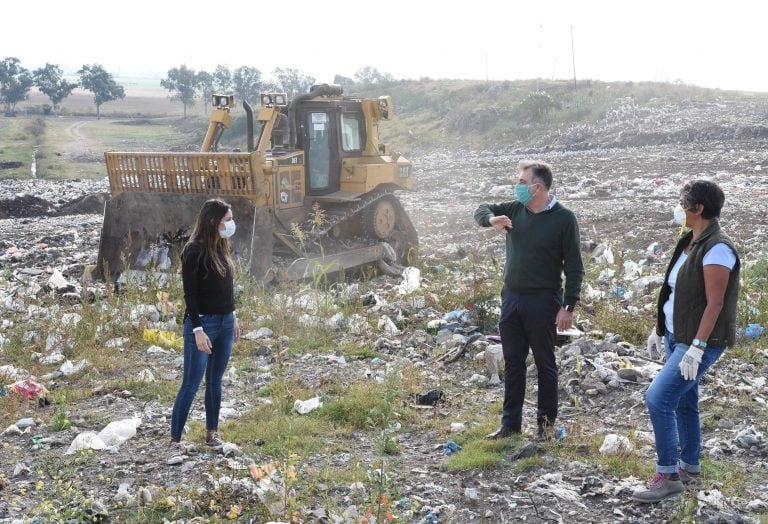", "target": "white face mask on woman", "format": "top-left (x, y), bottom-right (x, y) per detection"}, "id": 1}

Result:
top-left (219, 220), bottom-right (236, 239)
top-left (672, 204), bottom-right (686, 226)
